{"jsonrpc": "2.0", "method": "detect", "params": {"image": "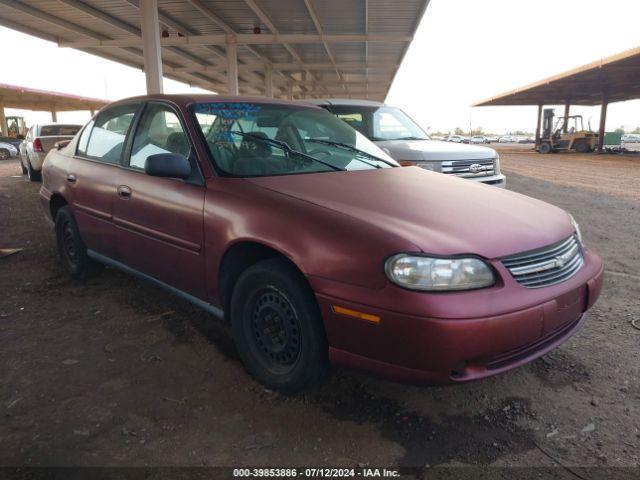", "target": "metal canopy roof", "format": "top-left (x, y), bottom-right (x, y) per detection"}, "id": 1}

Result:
top-left (0, 0), bottom-right (430, 101)
top-left (0, 83), bottom-right (107, 111)
top-left (474, 46), bottom-right (640, 106)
